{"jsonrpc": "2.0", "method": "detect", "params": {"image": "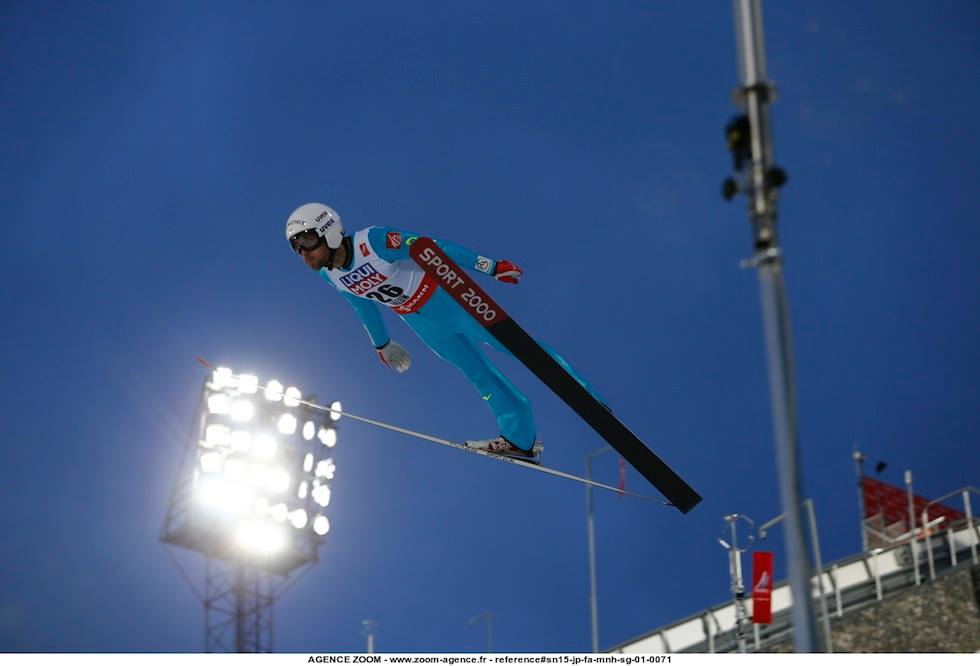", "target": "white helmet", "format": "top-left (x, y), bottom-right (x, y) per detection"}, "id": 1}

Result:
top-left (285, 202), bottom-right (344, 250)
